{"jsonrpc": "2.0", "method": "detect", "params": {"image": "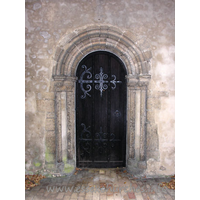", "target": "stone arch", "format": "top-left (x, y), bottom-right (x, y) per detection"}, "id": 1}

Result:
top-left (50, 24), bottom-right (152, 175)
top-left (52, 24), bottom-right (152, 79)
